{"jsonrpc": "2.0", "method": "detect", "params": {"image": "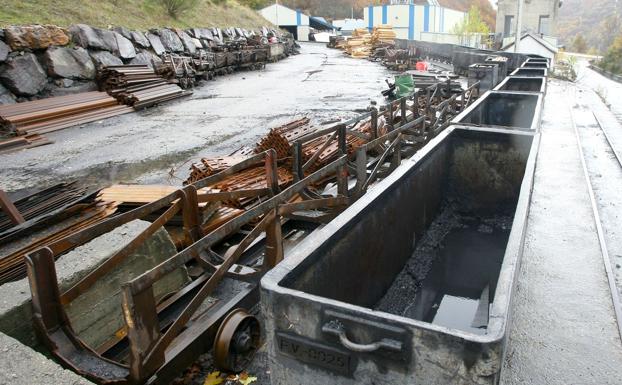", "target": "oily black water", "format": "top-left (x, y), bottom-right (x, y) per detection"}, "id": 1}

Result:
top-left (376, 207), bottom-right (511, 335)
